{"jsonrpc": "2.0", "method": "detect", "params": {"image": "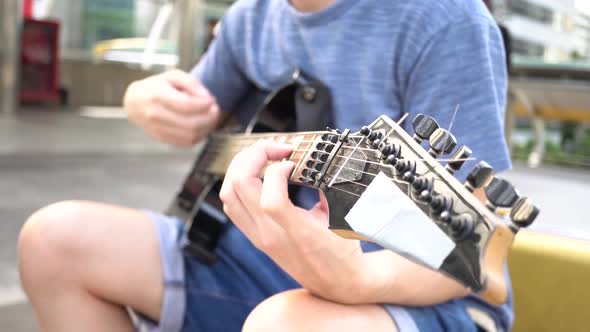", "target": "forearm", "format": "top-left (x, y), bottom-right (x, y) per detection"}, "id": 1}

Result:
top-left (359, 249), bottom-right (470, 306)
